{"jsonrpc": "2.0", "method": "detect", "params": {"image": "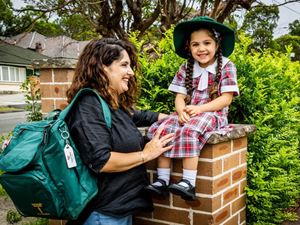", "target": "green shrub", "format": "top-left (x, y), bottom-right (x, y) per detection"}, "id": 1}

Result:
top-left (131, 29), bottom-right (184, 113)
top-left (22, 218), bottom-right (48, 225)
top-left (132, 31), bottom-right (300, 224)
top-left (6, 209), bottom-right (22, 224)
top-left (20, 76), bottom-right (42, 122)
top-left (231, 34), bottom-right (300, 224)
